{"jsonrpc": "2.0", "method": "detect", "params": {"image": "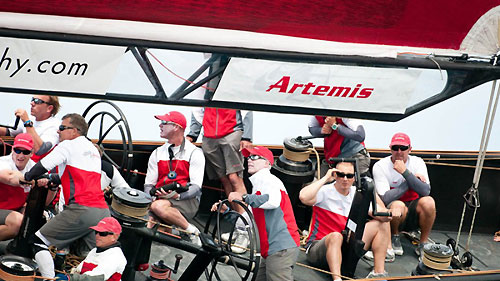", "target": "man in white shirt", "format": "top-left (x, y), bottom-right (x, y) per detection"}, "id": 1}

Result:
top-left (0, 95), bottom-right (61, 162)
top-left (372, 132), bottom-right (436, 257)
